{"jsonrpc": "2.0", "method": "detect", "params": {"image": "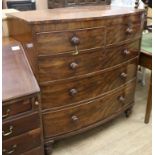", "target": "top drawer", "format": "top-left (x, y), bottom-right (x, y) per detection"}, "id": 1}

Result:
top-left (106, 23), bottom-right (142, 45)
top-left (36, 26), bottom-right (105, 55)
top-left (2, 96), bottom-right (39, 120)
